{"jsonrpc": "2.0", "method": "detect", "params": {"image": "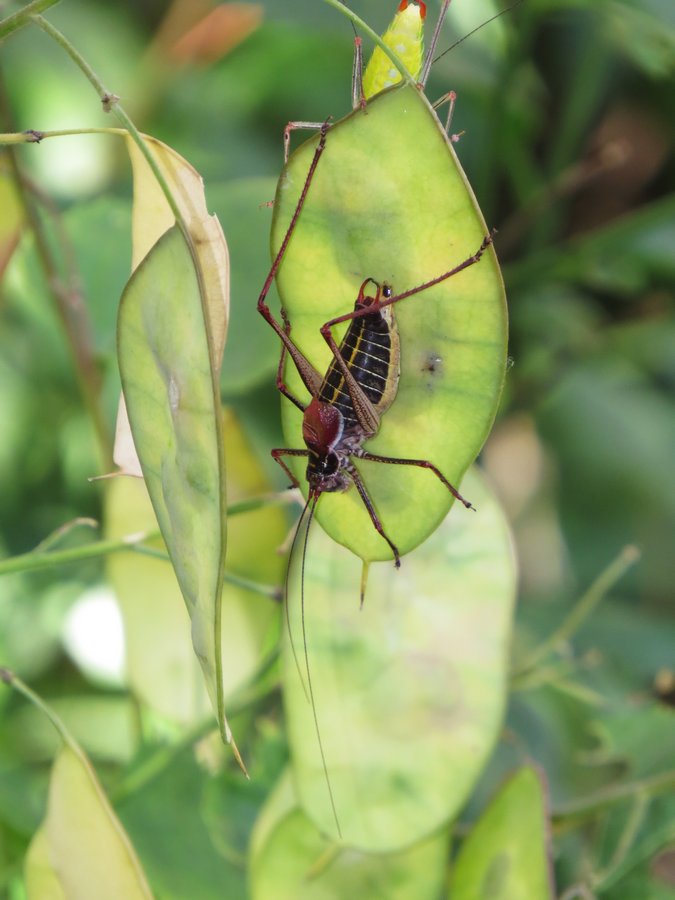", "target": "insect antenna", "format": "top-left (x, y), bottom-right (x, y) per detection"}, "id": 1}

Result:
top-left (300, 491), bottom-right (342, 839)
top-left (283, 495), bottom-right (313, 703)
top-left (430, 0), bottom-right (524, 67)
